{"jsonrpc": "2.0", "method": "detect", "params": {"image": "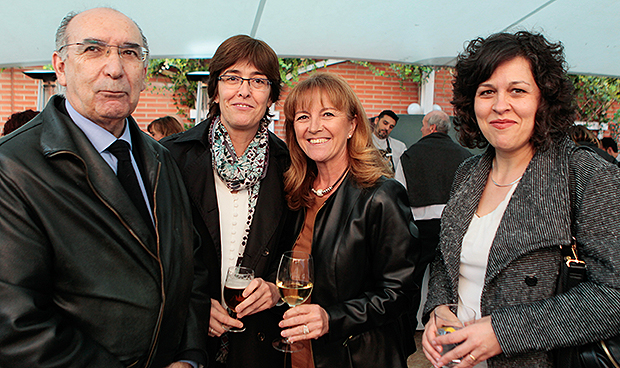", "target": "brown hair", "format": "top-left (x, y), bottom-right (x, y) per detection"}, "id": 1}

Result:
top-left (283, 72), bottom-right (391, 210)
top-left (207, 35), bottom-right (281, 120)
top-left (147, 116), bottom-right (184, 138)
top-left (568, 125), bottom-right (600, 147)
top-left (3, 109), bottom-right (38, 136)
